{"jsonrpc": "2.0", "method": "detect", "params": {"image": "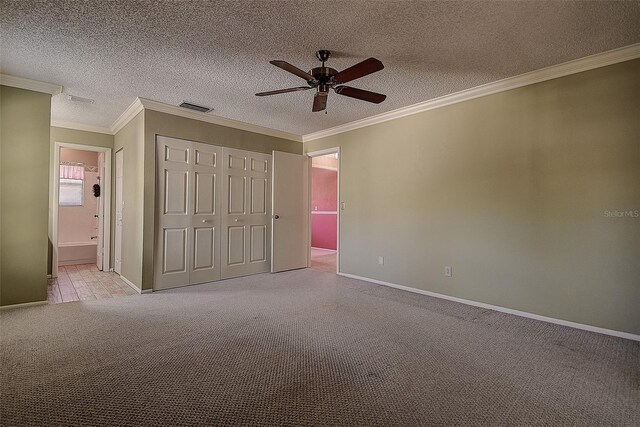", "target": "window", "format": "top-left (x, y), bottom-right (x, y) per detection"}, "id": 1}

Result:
top-left (59, 164), bottom-right (85, 206)
top-left (59, 179), bottom-right (84, 206)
